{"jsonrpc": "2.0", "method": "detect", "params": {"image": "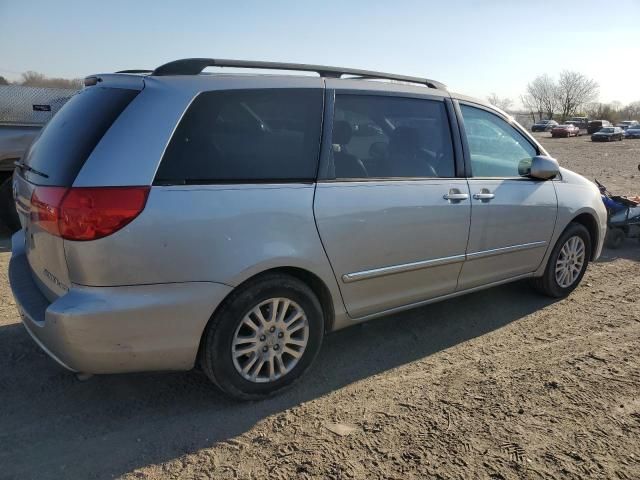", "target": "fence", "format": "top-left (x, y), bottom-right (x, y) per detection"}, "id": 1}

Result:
top-left (0, 85), bottom-right (78, 125)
